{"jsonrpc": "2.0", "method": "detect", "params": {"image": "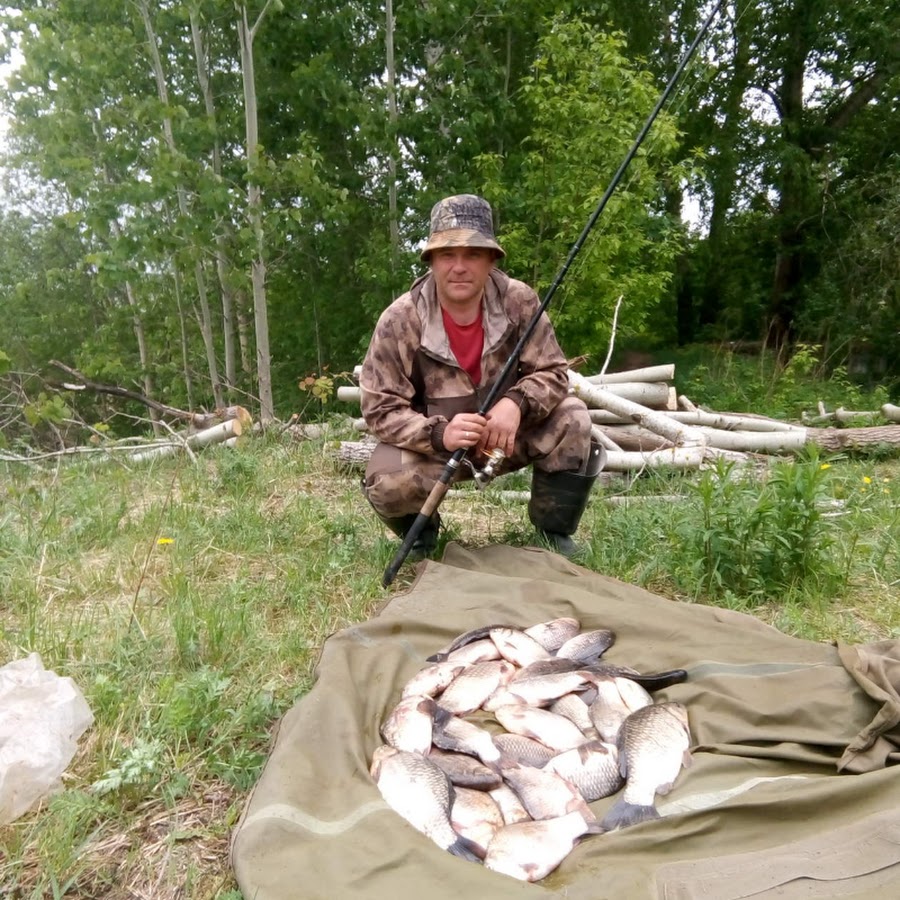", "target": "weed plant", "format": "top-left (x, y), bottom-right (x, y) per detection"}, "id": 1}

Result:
top-left (0, 420), bottom-right (898, 898)
top-left (671, 451), bottom-right (843, 603)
